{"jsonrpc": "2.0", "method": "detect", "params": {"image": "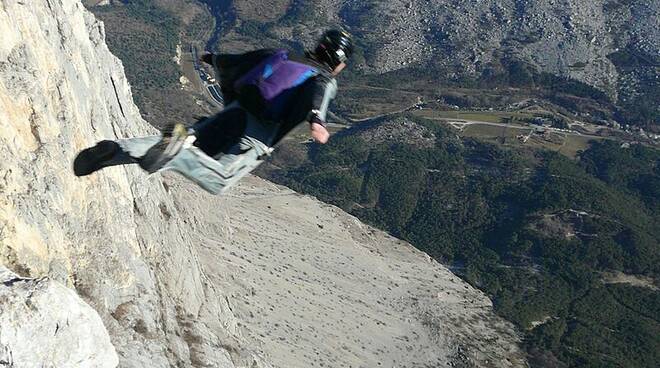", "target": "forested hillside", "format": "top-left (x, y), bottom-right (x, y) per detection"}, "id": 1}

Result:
top-left (259, 118), bottom-right (660, 368)
top-left (89, 0), bottom-right (210, 126)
